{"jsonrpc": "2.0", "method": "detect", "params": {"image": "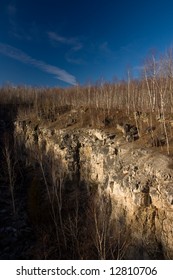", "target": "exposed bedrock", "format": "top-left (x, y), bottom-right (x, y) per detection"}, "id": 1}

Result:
top-left (15, 121), bottom-right (173, 259)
